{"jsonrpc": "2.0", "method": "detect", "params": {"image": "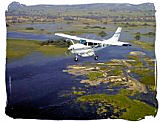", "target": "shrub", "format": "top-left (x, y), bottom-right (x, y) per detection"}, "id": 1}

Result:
top-left (25, 27), bottom-right (34, 30)
top-left (98, 31), bottom-right (107, 37)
